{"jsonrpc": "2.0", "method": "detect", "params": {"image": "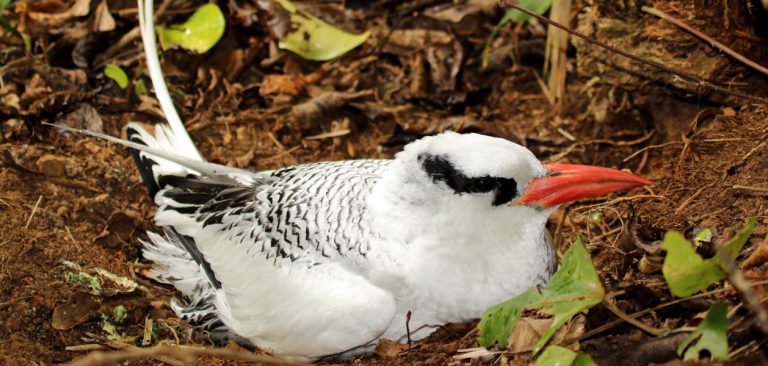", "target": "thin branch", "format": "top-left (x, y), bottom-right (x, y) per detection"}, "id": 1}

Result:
top-left (602, 299), bottom-right (663, 336)
top-left (63, 345), bottom-right (300, 366)
top-left (642, 6), bottom-right (768, 77)
top-left (497, 1), bottom-right (768, 106)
